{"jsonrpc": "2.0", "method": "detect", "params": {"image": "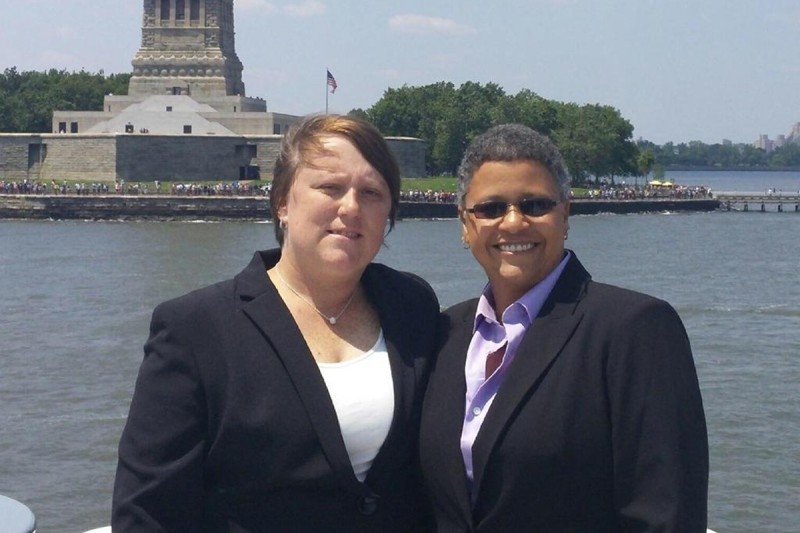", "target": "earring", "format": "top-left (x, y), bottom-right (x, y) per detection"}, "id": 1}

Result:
top-left (280, 219), bottom-right (287, 229)
top-left (461, 236), bottom-right (469, 249)
top-left (564, 231), bottom-right (569, 241)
